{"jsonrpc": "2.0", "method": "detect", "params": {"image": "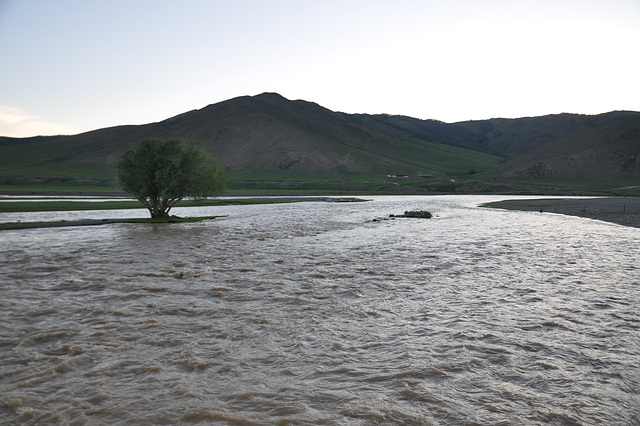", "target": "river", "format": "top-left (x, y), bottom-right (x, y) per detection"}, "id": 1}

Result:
top-left (0, 195), bottom-right (638, 425)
